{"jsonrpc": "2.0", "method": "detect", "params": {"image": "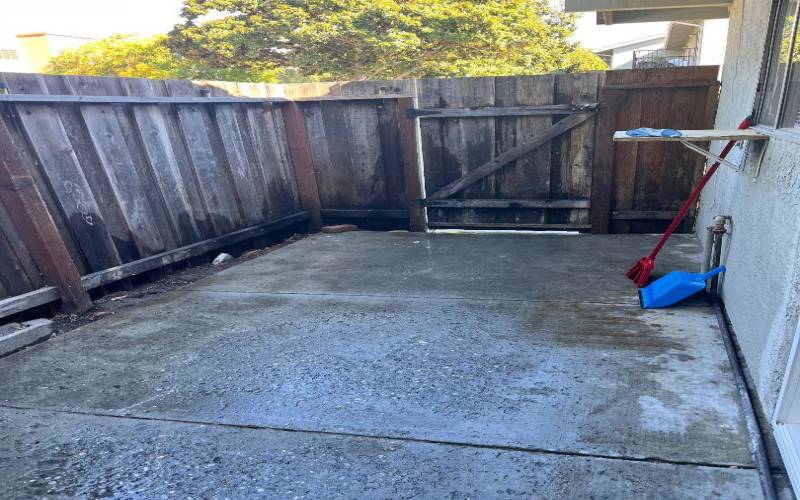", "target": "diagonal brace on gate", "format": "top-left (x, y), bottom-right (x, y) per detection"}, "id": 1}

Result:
top-left (427, 112), bottom-right (595, 200)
